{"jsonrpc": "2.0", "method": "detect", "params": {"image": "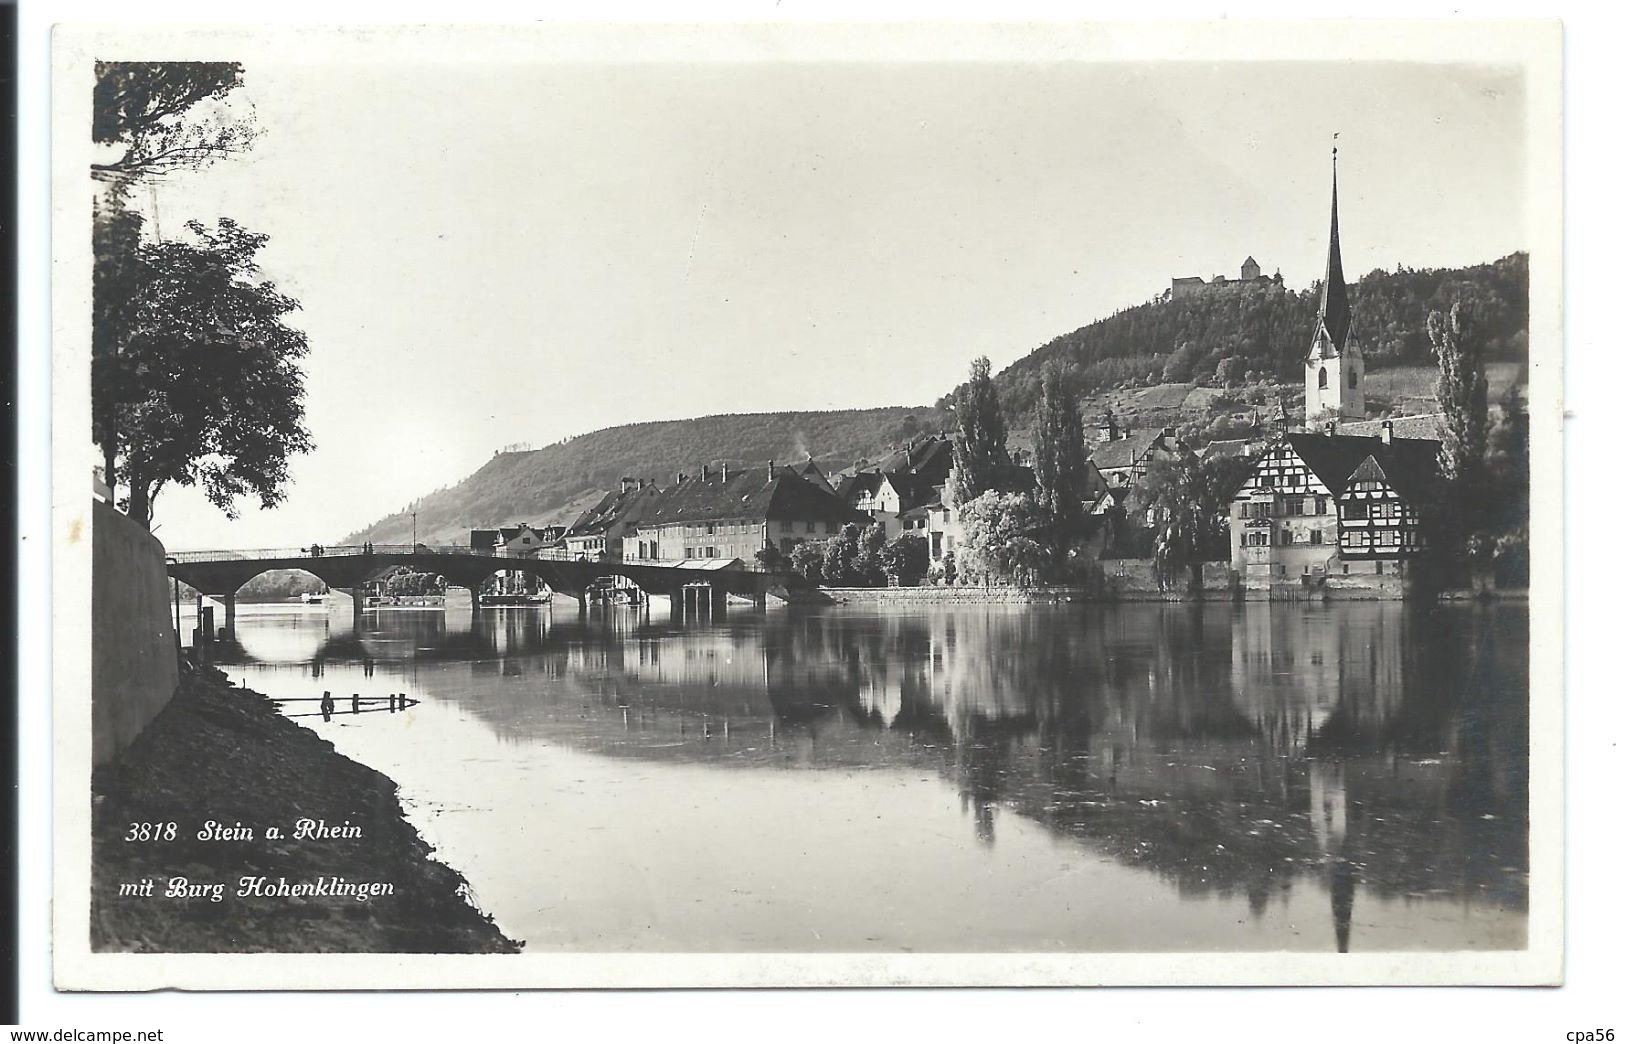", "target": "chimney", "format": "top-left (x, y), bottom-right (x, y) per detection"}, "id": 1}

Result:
top-left (676, 471), bottom-right (687, 485)
top-left (721, 462), bottom-right (729, 482)
top-left (1323, 421), bottom-right (1337, 436)
top-left (620, 477), bottom-right (632, 494)
top-left (768, 459), bottom-right (776, 479)
top-left (1380, 420), bottom-right (1394, 445)
top-left (701, 463), bottom-right (712, 481)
